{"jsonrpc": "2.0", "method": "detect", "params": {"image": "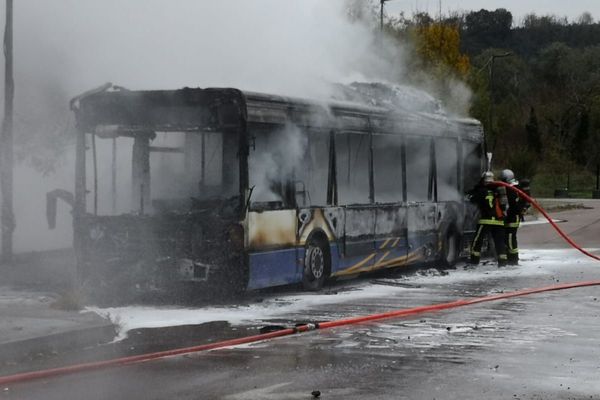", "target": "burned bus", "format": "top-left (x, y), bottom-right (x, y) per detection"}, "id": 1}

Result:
top-left (54, 84), bottom-right (483, 294)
